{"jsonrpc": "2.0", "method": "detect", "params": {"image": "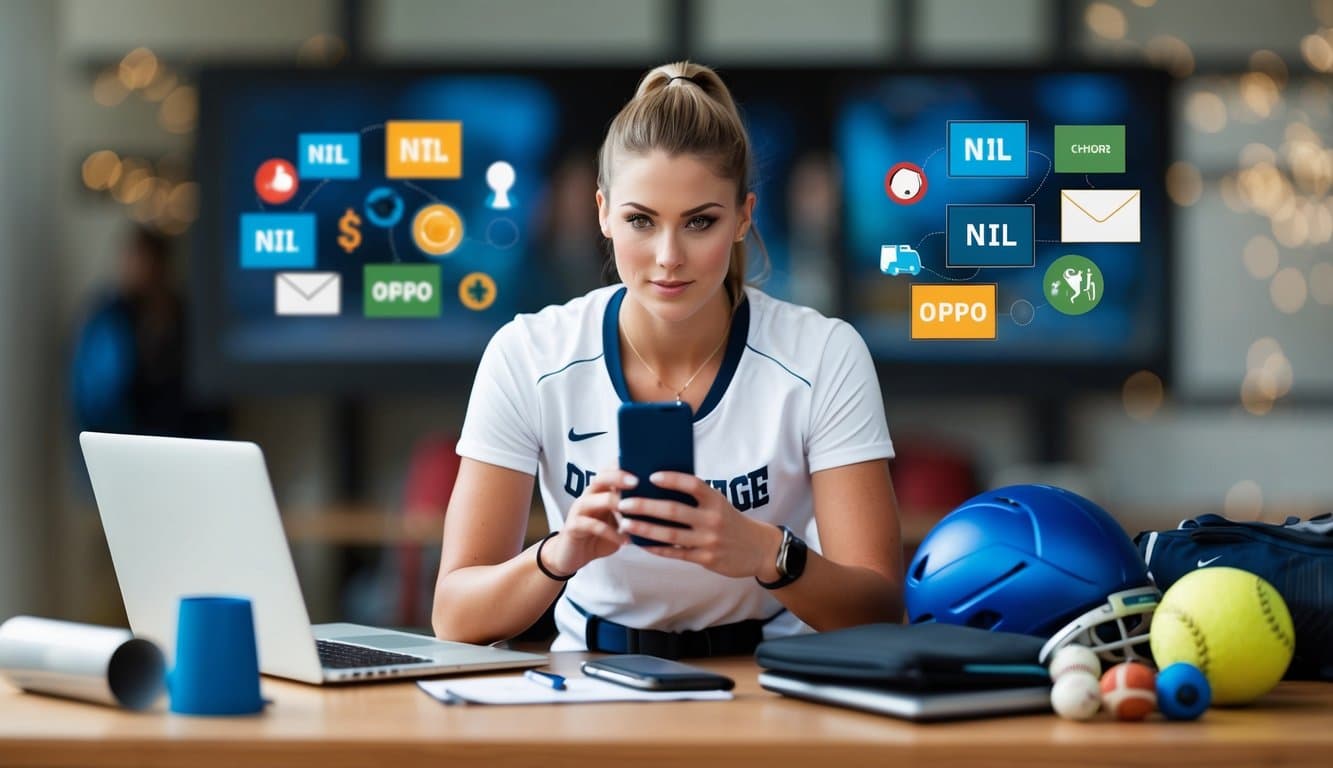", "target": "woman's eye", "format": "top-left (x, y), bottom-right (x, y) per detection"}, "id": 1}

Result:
top-left (626, 214), bottom-right (652, 229)
top-left (686, 215), bottom-right (716, 230)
